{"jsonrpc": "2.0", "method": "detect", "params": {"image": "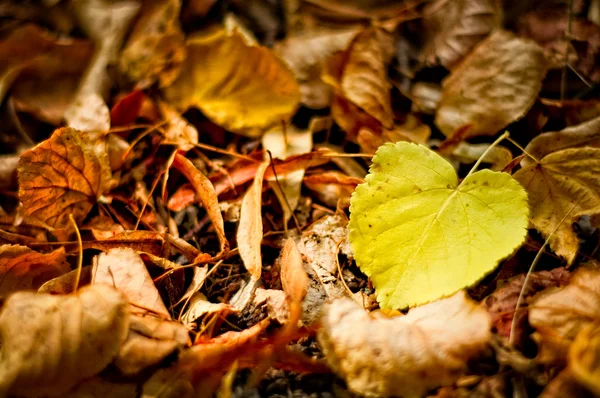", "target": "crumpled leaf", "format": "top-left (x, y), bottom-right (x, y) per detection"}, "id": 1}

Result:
top-left (514, 147), bottom-right (600, 264)
top-left (119, 0), bottom-right (186, 88)
top-left (0, 245), bottom-right (70, 297)
top-left (317, 292), bottom-right (492, 397)
top-left (421, 0), bottom-right (501, 69)
top-left (163, 28), bottom-right (300, 136)
top-left (523, 115), bottom-right (600, 166)
top-left (93, 248), bottom-right (170, 317)
top-left (349, 142), bottom-right (529, 309)
top-left (569, 321), bottom-right (600, 396)
top-left (529, 267), bottom-right (600, 364)
top-left (277, 29), bottom-right (358, 108)
top-left (0, 284), bottom-right (129, 397)
top-left (435, 30), bottom-right (547, 138)
top-left (237, 160), bottom-right (269, 280)
top-left (18, 127), bottom-right (112, 228)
